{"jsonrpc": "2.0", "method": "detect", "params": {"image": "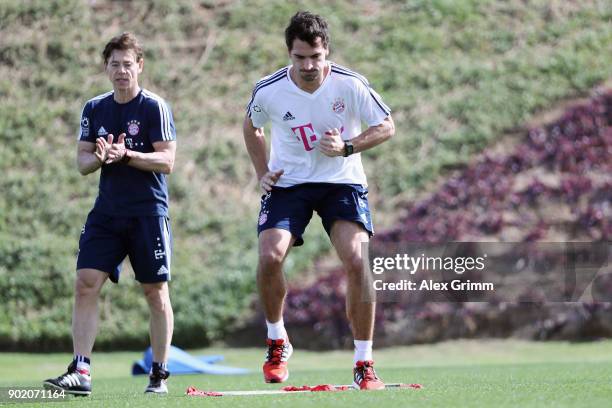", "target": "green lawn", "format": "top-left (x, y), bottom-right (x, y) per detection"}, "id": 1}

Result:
top-left (2, 339), bottom-right (612, 407)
